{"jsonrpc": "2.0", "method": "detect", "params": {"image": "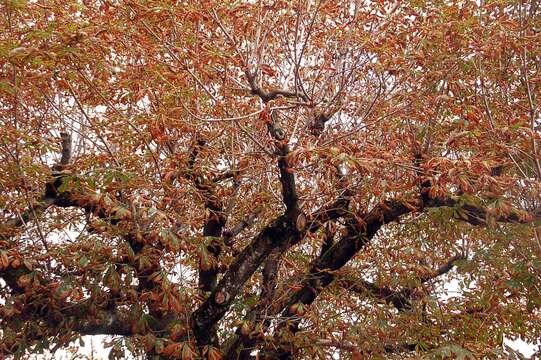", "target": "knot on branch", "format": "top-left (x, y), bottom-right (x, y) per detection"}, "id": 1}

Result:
top-left (273, 127), bottom-right (286, 141)
top-left (295, 212), bottom-right (307, 232)
top-left (310, 112), bottom-right (331, 136)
